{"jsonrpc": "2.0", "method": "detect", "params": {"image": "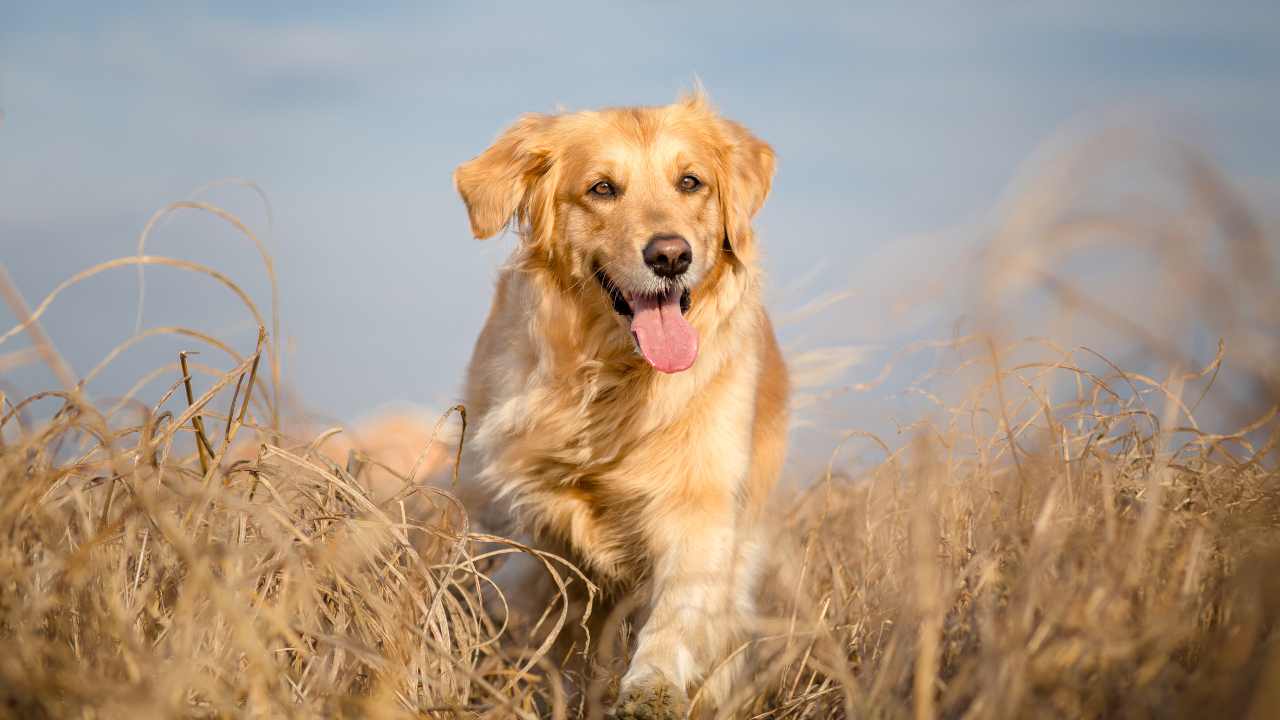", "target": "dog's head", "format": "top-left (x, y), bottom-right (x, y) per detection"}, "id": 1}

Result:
top-left (454, 92), bottom-right (775, 373)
